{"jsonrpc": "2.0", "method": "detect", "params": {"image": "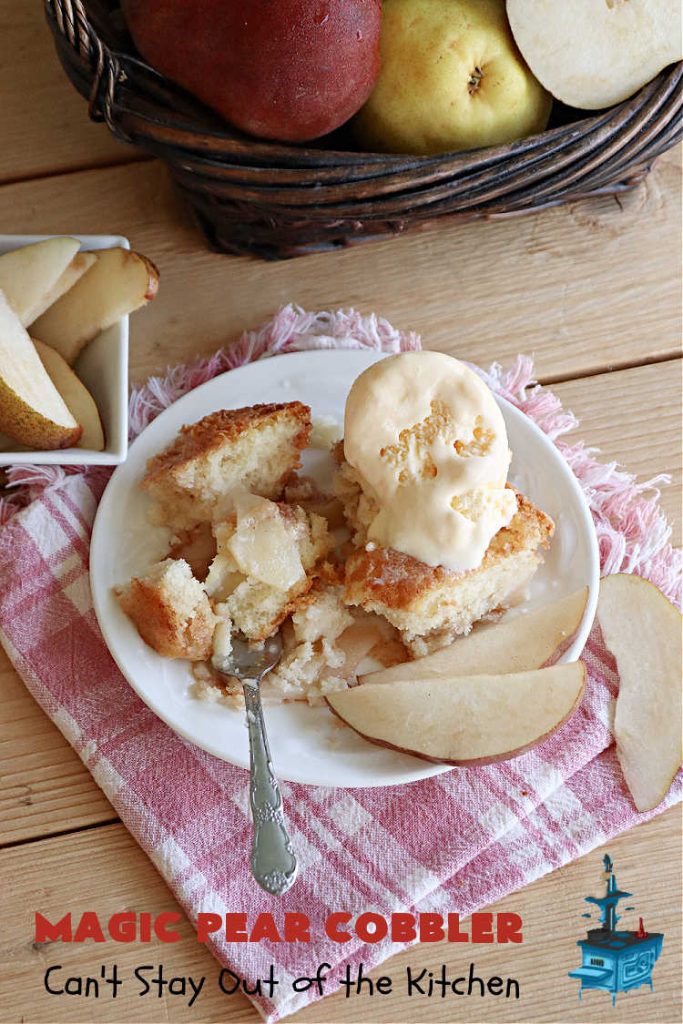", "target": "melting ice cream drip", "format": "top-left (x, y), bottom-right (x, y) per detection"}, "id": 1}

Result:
top-left (344, 351), bottom-right (517, 571)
